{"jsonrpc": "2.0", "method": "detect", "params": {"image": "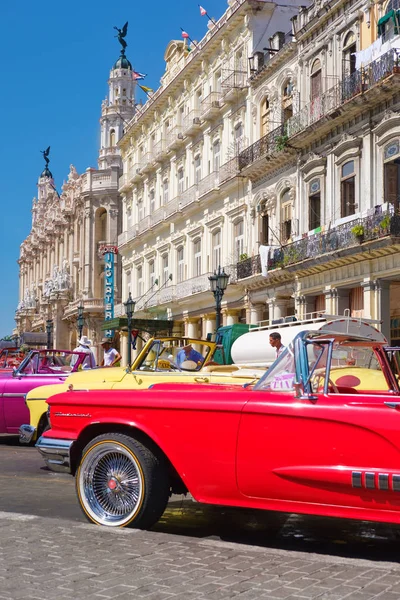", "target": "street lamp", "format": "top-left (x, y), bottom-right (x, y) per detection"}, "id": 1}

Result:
top-left (124, 292), bottom-right (136, 368)
top-left (46, 319), bottom-right (53, 350)
top-left (208, 266), bottom-right (230, 332)
top-left (77, 301), bottom-right (84, 340)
